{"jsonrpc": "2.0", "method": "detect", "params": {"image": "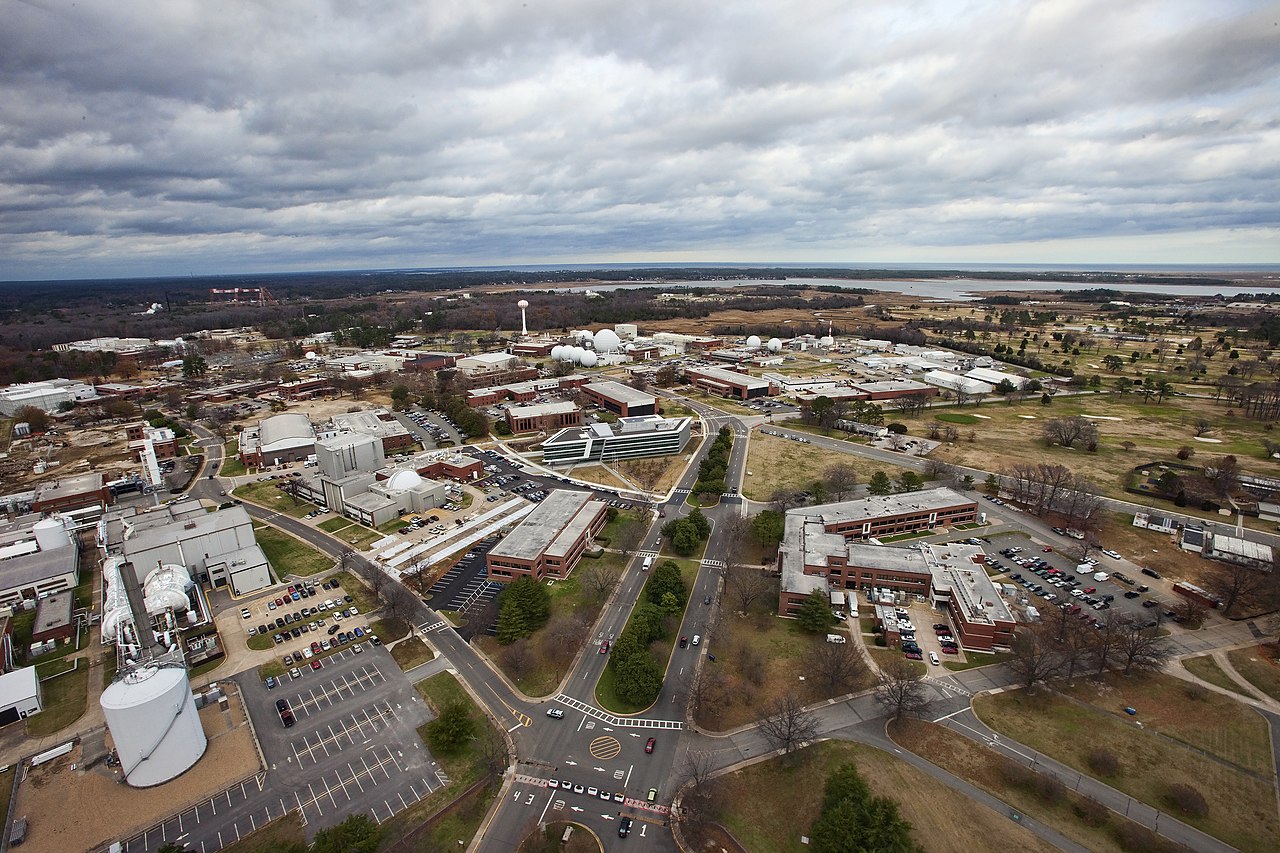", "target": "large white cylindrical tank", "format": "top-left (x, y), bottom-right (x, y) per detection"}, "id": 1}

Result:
top-left (101, 665), bottom-right (207, 787)
top-left (767, 337), bottom-right (783, 352)
top-left (746, 335), bottom-right (762, 350)
top-left (593, 329), bottom-right (620, 353)
top-left (33, 516), bottom-right (71, 551)
top-left (579, 350), bottom-right (598, 367)
top-left (820, 335), bottom-right (834, 347)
